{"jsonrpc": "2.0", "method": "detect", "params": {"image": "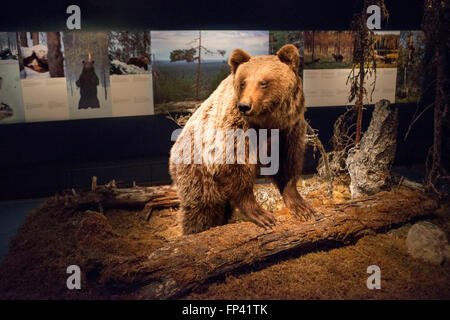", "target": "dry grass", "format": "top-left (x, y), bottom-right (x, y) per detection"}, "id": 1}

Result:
top-left (0, 200), bottom-right (180, 299)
